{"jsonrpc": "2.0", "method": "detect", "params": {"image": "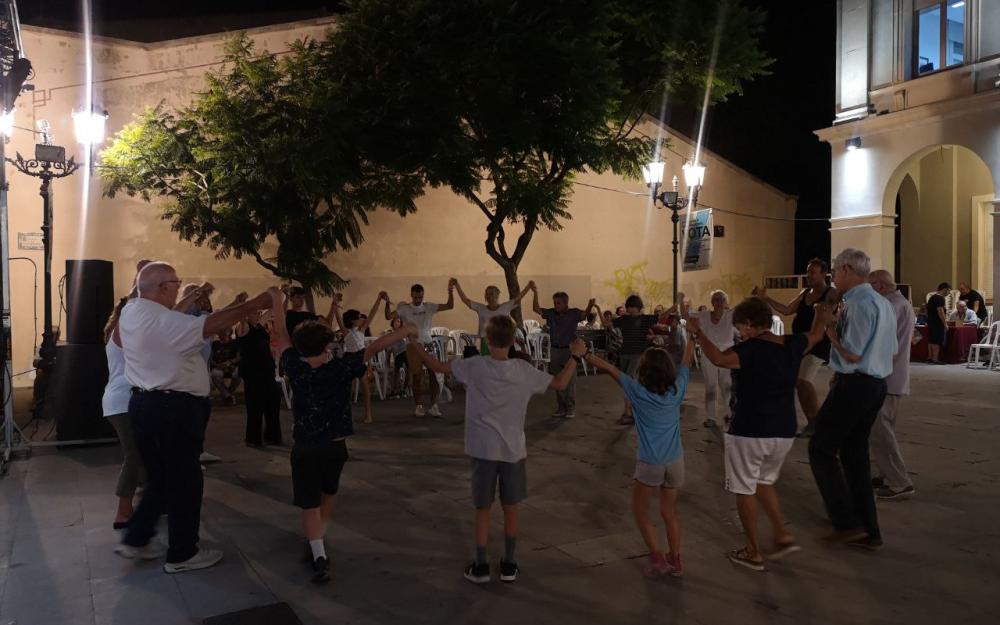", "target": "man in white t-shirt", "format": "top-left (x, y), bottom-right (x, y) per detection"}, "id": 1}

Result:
top-left (388, 282), bottom-right (454, 417)
top-left (116, 262), bottom-right (273, 574)
top-left (453, 278), bottom-right (533, 354)
top-left (416, 315), bottom-right (584, 584)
